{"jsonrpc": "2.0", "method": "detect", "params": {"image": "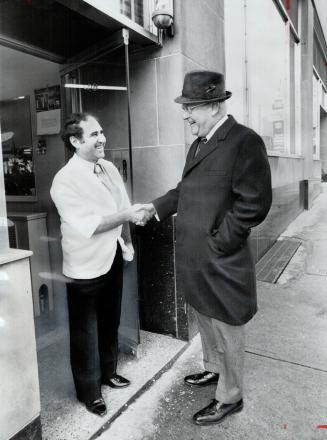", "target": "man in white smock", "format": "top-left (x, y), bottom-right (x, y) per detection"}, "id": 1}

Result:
top-left (50, 112), bottom-right (149, 416)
